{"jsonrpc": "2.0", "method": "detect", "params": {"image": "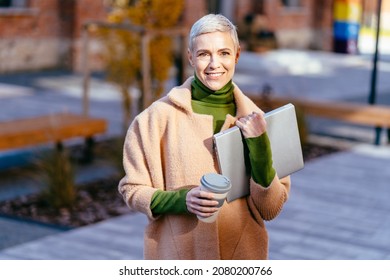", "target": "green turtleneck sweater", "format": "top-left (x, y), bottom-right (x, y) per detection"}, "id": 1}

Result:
top-left (191, 75), bottom-right (236, 133)
top-left (150, 76), bottom-right (275, 215)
